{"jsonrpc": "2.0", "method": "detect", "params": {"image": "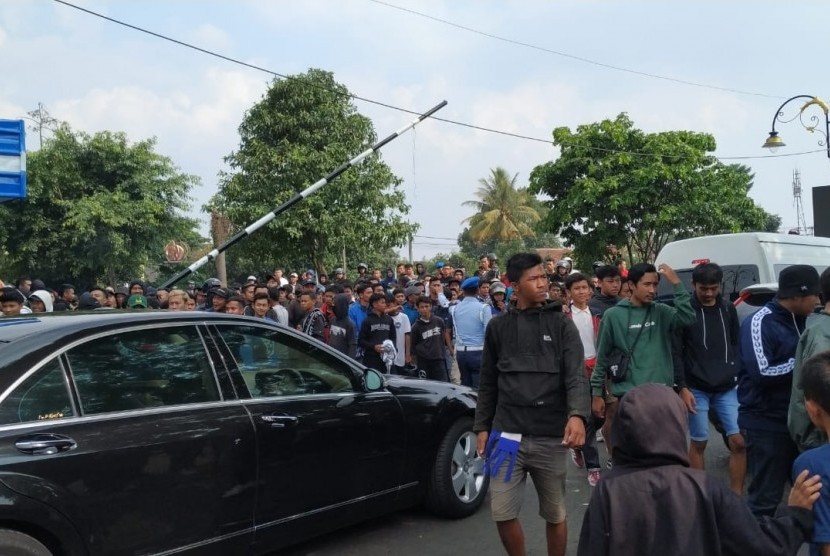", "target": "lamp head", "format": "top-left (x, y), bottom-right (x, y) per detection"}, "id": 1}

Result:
top-left (762, 131), bottom-right (785, 153)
